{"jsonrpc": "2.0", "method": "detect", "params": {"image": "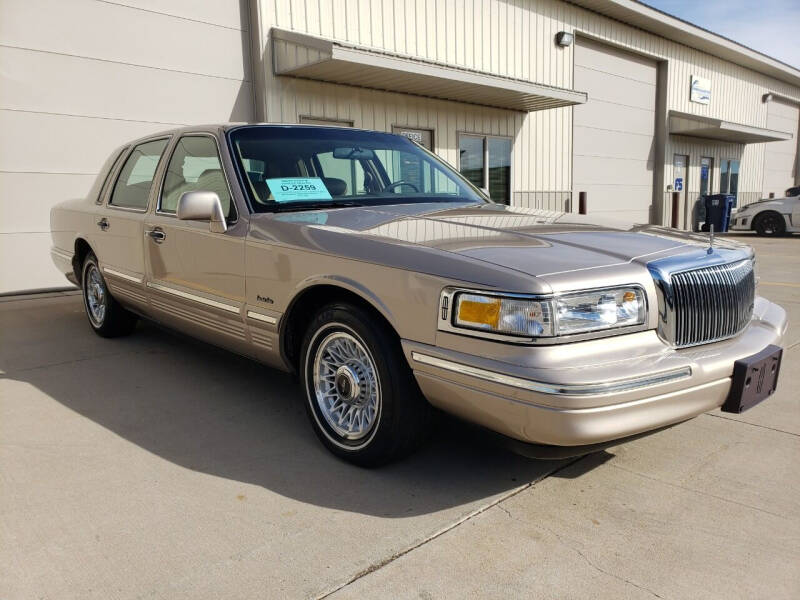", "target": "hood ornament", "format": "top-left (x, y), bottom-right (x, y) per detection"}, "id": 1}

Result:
top-left (707, 224), bottom-right (715, 254)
